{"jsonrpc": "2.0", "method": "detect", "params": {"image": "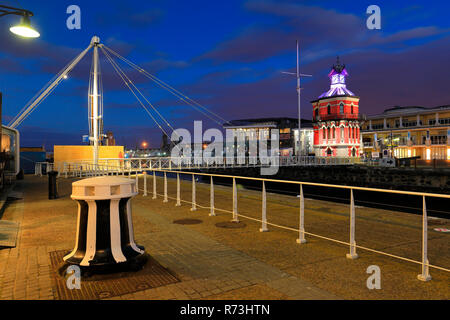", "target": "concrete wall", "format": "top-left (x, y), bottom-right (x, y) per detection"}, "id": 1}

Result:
top-left (200, 165), bottom-right (450, 194)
